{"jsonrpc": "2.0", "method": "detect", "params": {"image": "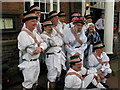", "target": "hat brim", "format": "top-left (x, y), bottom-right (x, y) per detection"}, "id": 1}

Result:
top-left (73, 21), bottom-right (85, 25)
top-left (58, 15), bottom-right (66, 17)
top-left (49, 14), bottom-right (58, 19)
top-left (43, 23), bottom-right (53, 27)
top-left (30, 8), bottom-right (41, 12)
top-left (93, 45), bottom-right (105, 50)
top-left (22, 16), bottom-right (38, 22)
